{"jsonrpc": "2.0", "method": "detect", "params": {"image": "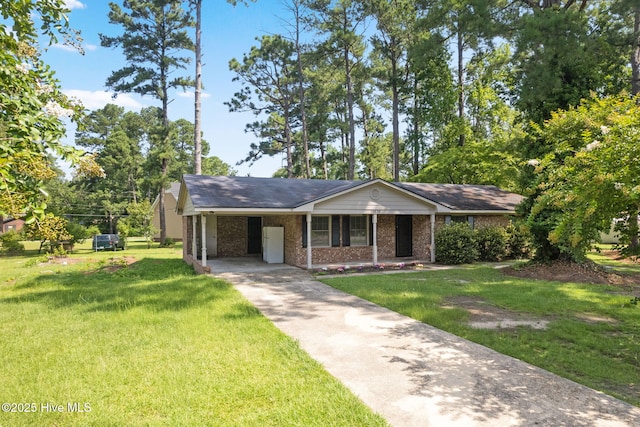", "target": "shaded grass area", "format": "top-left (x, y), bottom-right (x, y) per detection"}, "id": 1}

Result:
top-left (587, 245), bottom-right (640, 275)
top-left (322, 266), bottom-right (640, 406)
top-left (0, 245), bottom-right (387, 426)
